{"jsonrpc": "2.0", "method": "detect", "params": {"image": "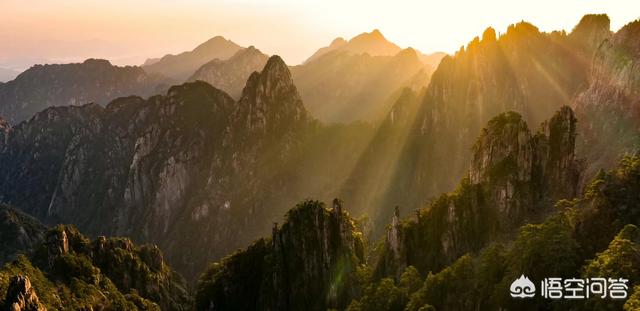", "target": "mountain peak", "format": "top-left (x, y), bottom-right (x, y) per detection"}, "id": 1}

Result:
top-left (82, 58), bottom-right (113, 67)
top-left (330, 37), bottom-right (347, 47)
top-left (194, 35), bottom-right (233, 51)
top-left (262, 55), bottom-right (289, 75)
top-left (236, 55), bottom-right (307, 134)
top-left (573, 14), bottom-right (611, 33)
top-left (143, 35), bottom-right (242, 80)
top-left (482, 27), bottom-right (497, 42)
top-left (304, 28), bottom-right (401, 63)
top-left (351, 28), bottom-right (389, 43)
